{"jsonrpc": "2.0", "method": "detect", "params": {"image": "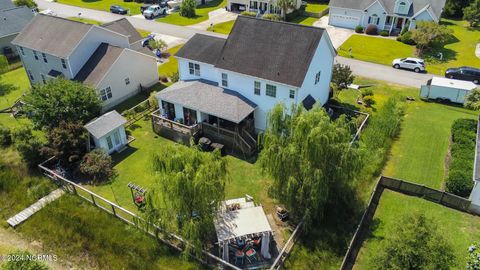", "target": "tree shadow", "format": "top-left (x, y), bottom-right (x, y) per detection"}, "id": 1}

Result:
top-left (112, 146), bottom-right (138, 167)
top-left (0, 82), bottom-right (17, 98)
